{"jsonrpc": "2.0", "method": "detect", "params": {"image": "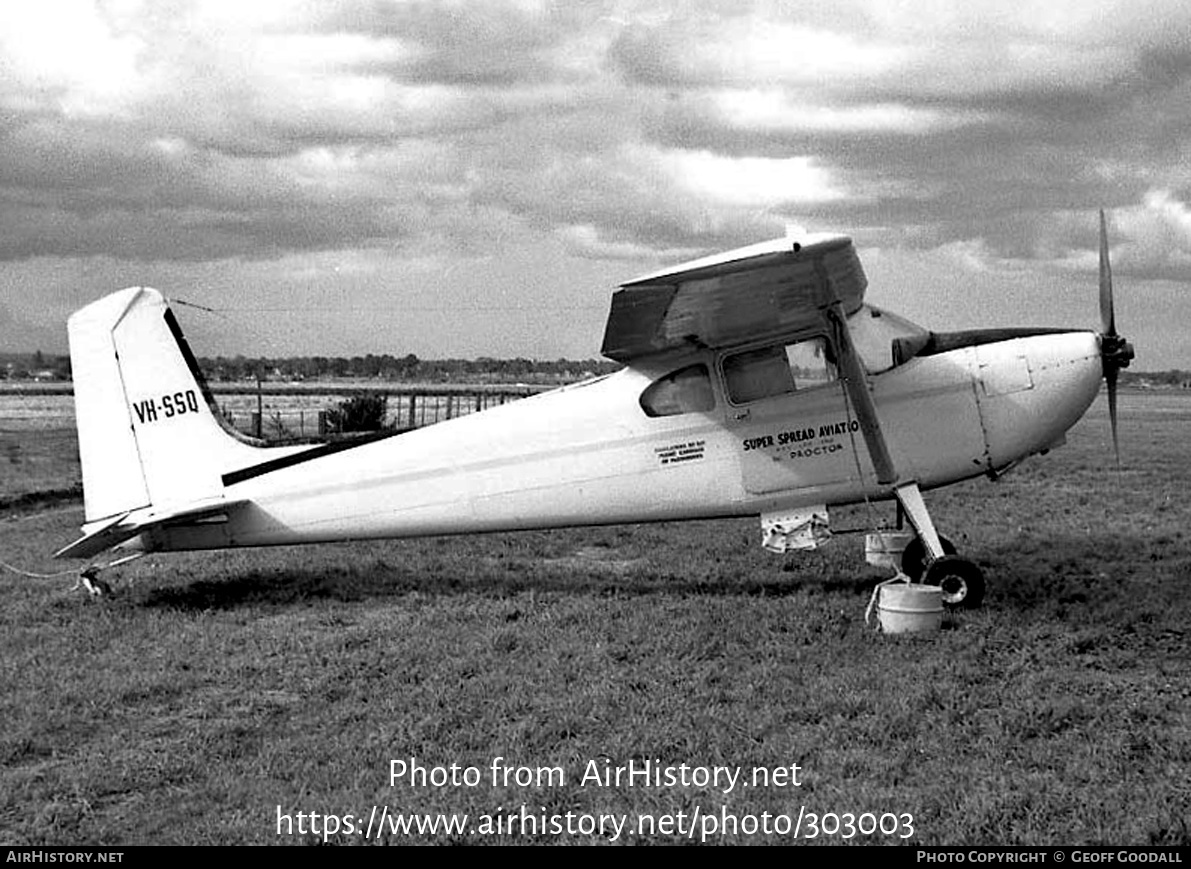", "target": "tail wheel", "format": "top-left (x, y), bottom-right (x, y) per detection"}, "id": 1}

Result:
top-left (922, 555), bottom-right (985, 609)
top-left (900, 535), bottom-right (956, 581)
